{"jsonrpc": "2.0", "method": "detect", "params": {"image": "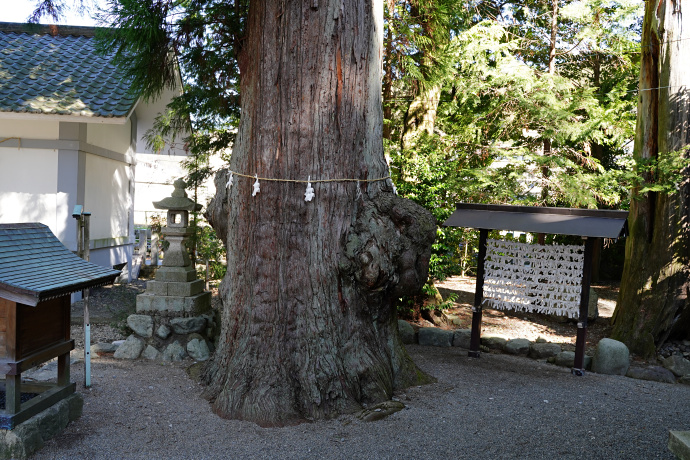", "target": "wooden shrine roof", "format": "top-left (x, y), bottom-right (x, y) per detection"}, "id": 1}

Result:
top-left (443, 203), bottom-right (629, 238)
top-left (0, 223), bottom-right (120, 306)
